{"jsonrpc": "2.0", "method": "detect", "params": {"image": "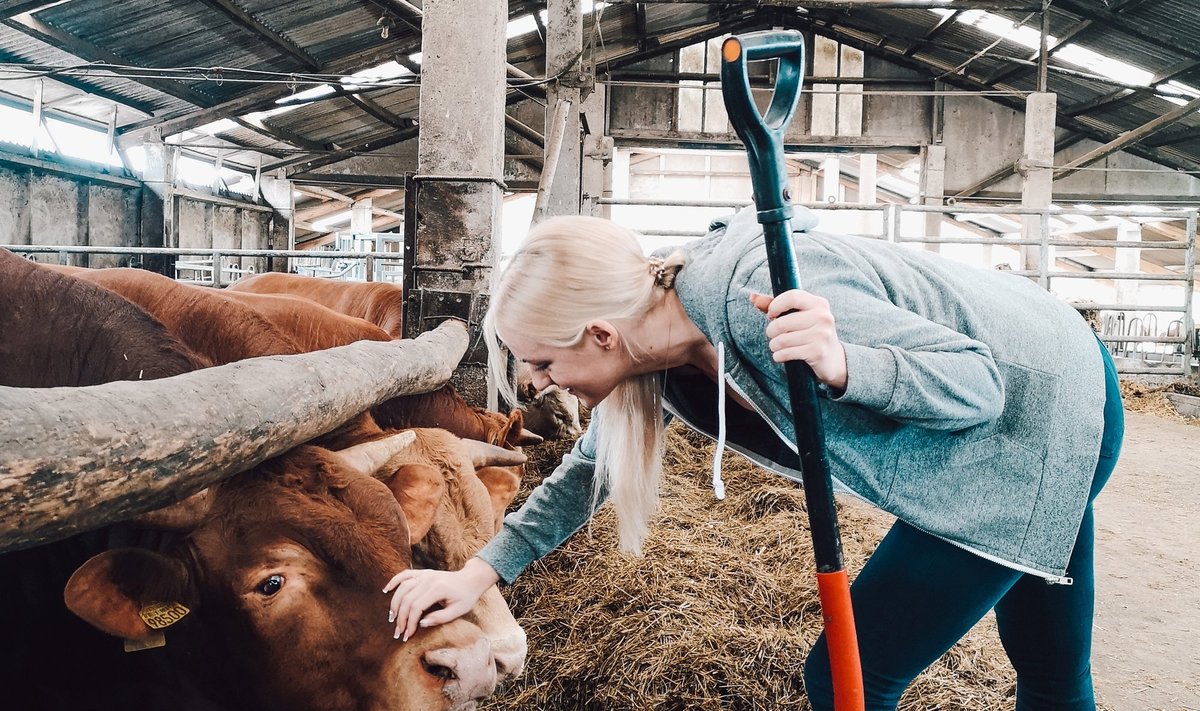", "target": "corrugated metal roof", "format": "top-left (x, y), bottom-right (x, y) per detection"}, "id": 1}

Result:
top-left (0, 0), bottom-right (1197, 232)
